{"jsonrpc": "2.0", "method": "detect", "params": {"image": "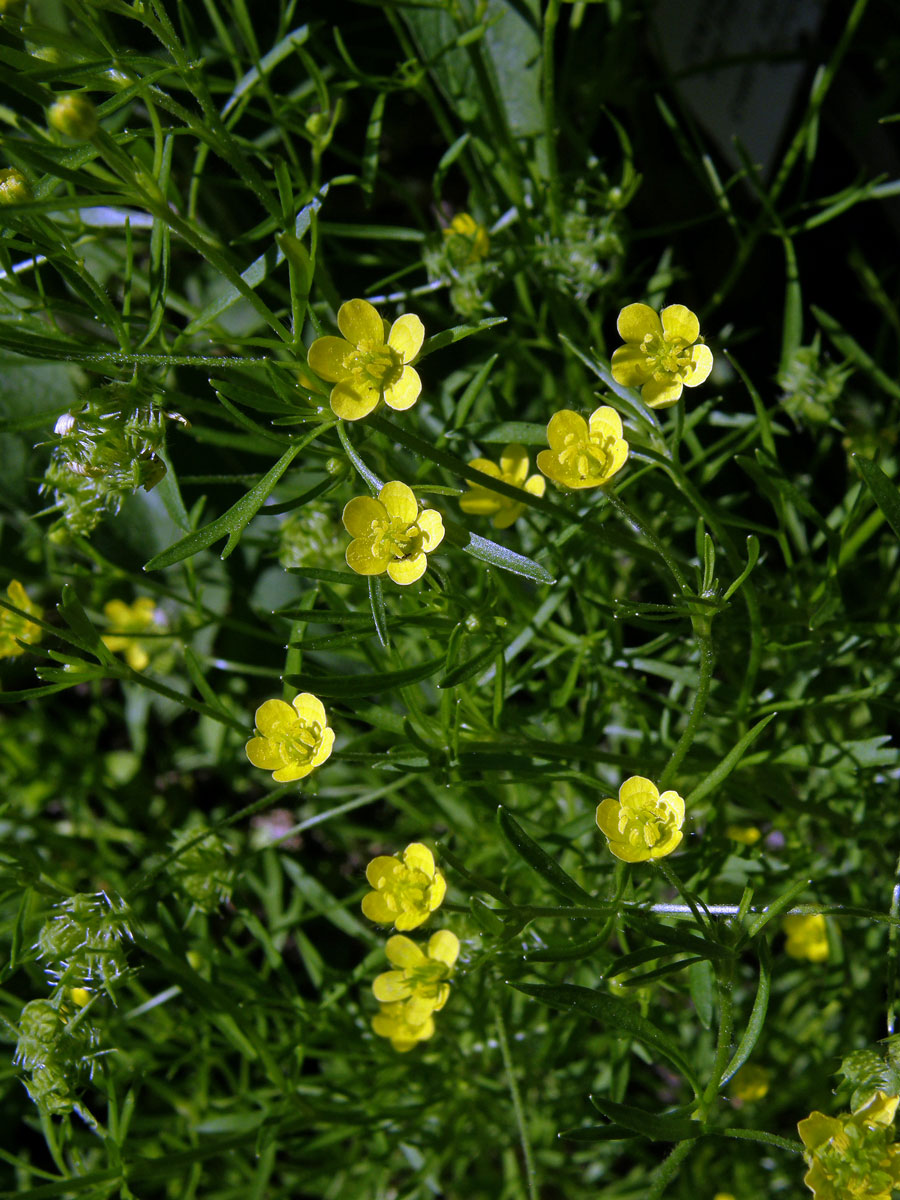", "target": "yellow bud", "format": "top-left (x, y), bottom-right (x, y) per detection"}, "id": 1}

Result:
top-left (48, 93), bottom-right (98, 140)
top-left (0, 167), bottom-right (31, 205)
